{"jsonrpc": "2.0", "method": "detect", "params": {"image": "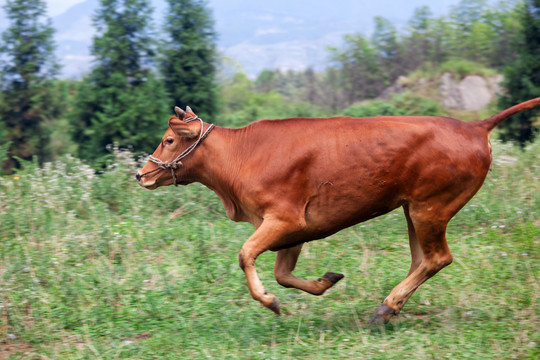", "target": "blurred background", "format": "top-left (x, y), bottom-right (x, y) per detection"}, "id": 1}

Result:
top-left (0, 1), bottom-right (539, 358)
top-left (0, 0), bottom-right (538, 169)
